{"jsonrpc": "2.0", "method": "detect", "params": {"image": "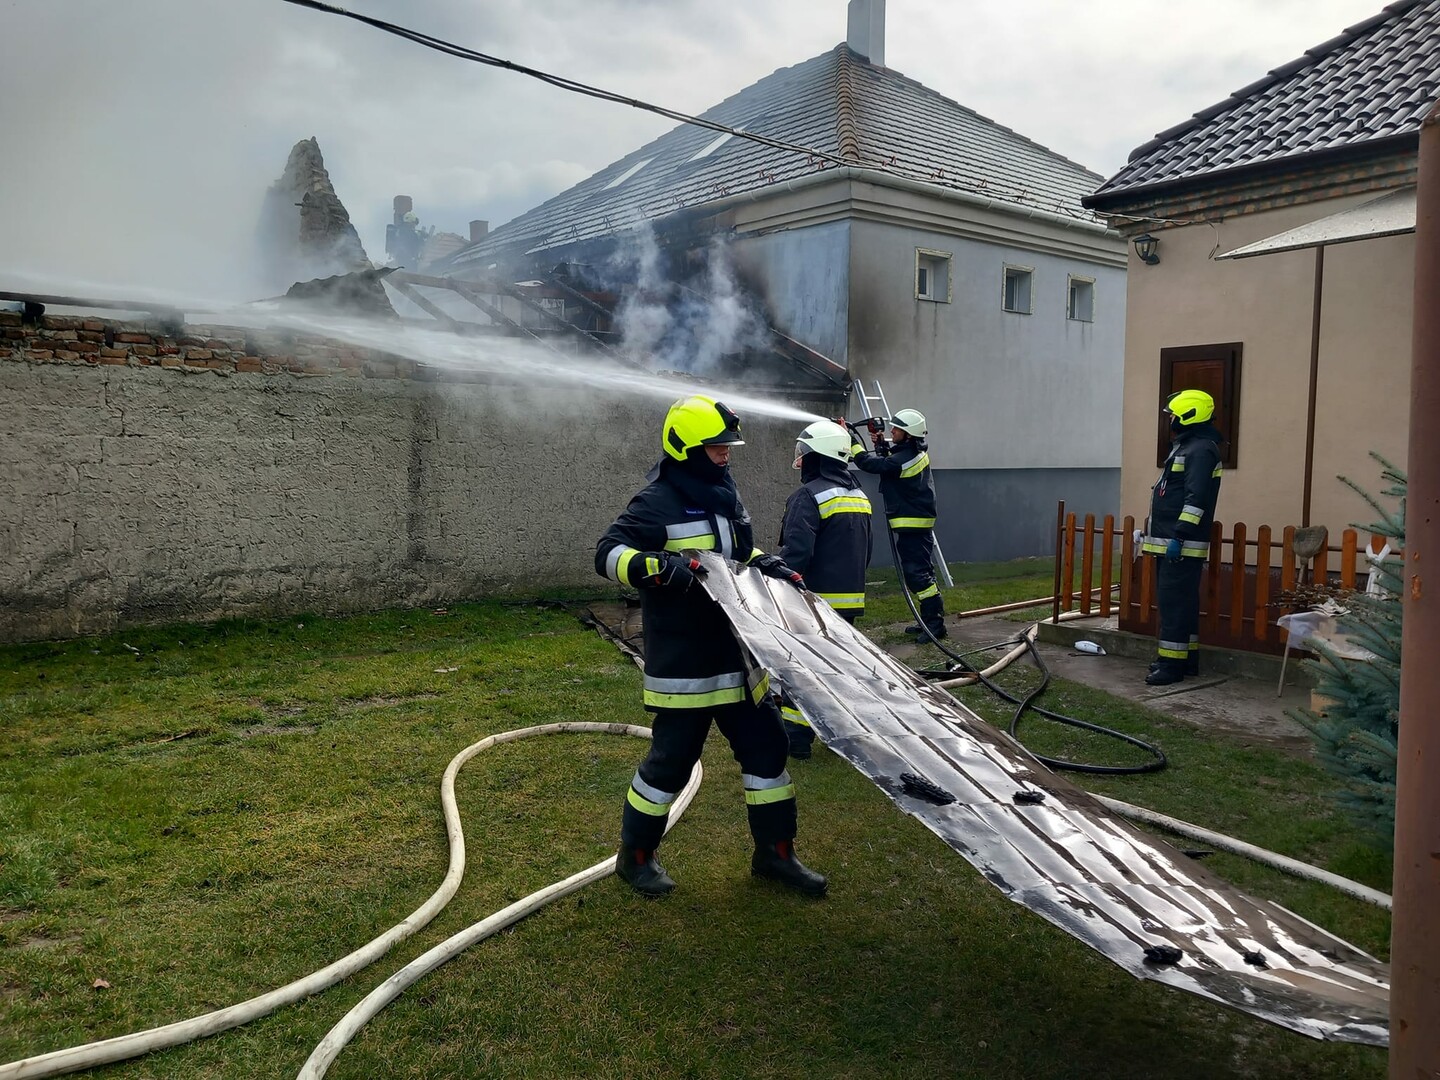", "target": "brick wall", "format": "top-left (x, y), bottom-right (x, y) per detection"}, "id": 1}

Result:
top-left (1, 311), bottom-right (829, 642)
